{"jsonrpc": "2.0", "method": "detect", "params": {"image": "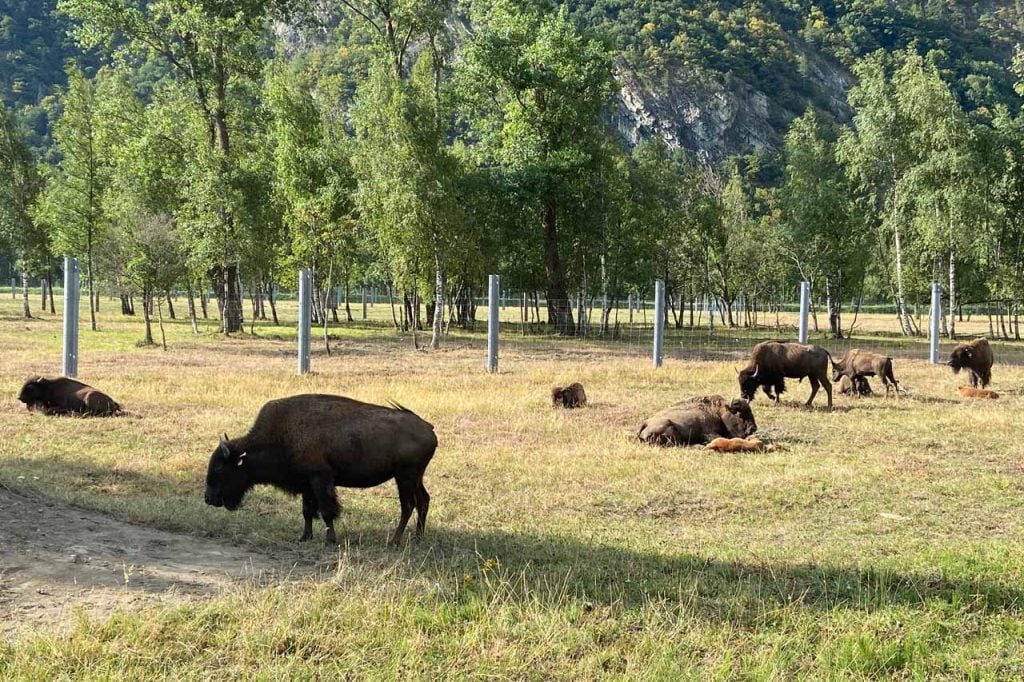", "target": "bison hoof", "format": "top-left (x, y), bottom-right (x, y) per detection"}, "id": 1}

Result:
top-left (324, 528), bottom-right (338, 545)
top-left (299, 533), bottom-right (312, 542)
